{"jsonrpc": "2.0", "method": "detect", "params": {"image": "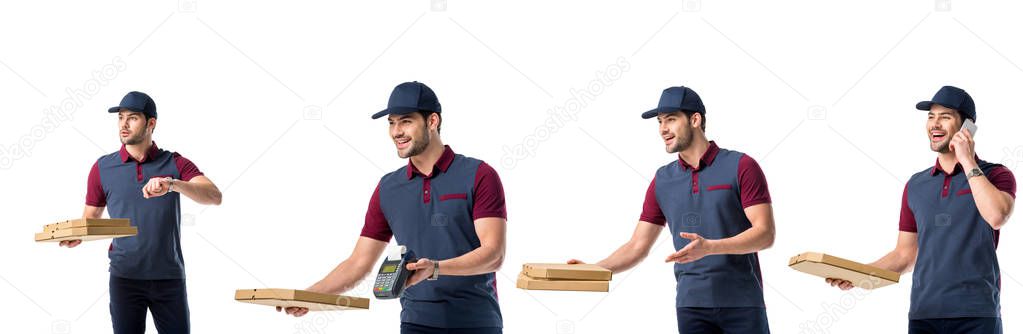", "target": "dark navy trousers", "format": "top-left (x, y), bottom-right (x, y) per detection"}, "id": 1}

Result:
top-left (909, 318), bottom-right (1002, 334)
top-left (676, 307), bottom-right (770, 334)
top-left (109, 275), bottom-right (190, 334)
